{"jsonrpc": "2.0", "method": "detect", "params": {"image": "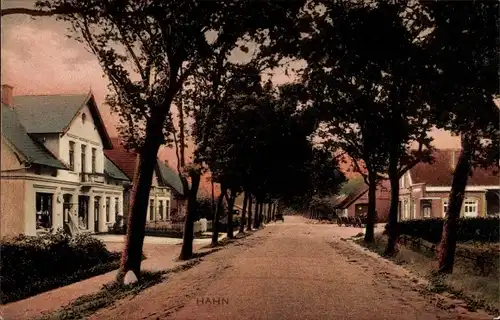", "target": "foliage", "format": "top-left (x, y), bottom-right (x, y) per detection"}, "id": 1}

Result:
top-left (0, 230), bottom-right (120, 303)
top-left (299, 2), bottom-right (433, 183)
top-left (394, 217), bottom-right (500, 244)
top-left (195, 196), bottom-right (214, 220)
top-left (419, 0), bottom-right (500, 167)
